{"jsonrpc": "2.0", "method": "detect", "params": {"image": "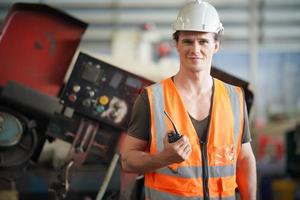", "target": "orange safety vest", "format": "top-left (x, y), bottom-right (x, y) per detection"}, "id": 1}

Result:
top-left (144, 78), bottom-right (245, 200)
